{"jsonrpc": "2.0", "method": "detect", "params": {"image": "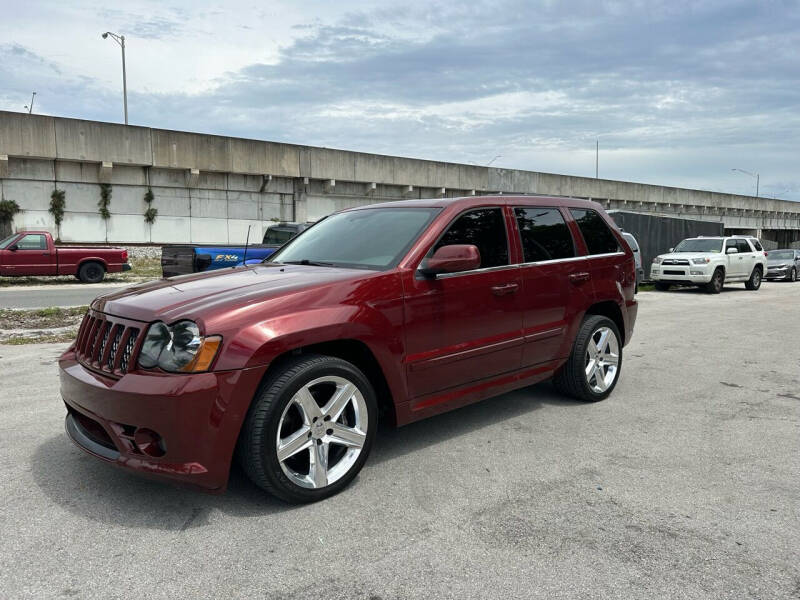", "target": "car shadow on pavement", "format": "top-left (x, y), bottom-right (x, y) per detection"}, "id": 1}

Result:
top-left (29, 382), bottom-right (577, 530)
